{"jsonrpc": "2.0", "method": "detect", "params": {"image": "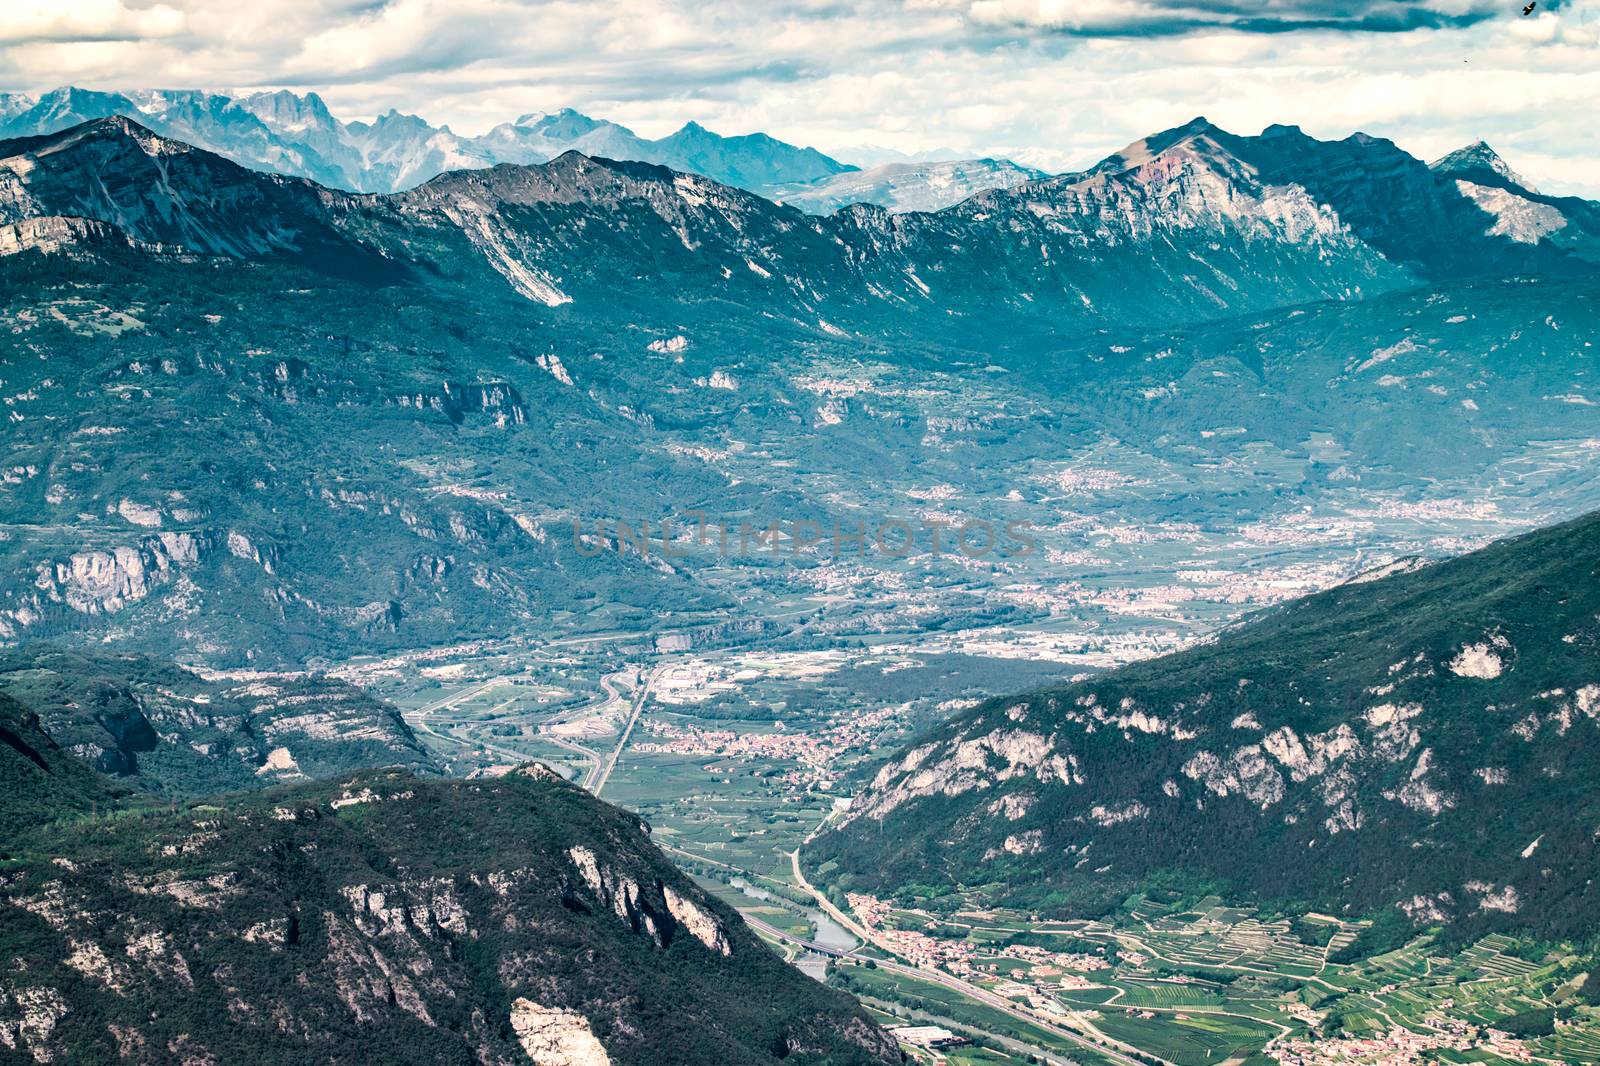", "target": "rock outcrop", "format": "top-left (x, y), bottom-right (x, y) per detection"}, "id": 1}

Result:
top-left (815, 510), bottom-right (1600, 941)
top-left (0, 764), bottom-right (900, 1065)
